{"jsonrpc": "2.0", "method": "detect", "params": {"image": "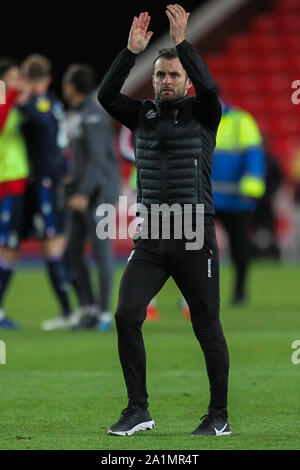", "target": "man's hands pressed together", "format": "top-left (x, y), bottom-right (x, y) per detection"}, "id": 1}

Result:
top-left (127, 4), bottom-right (190, 55)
